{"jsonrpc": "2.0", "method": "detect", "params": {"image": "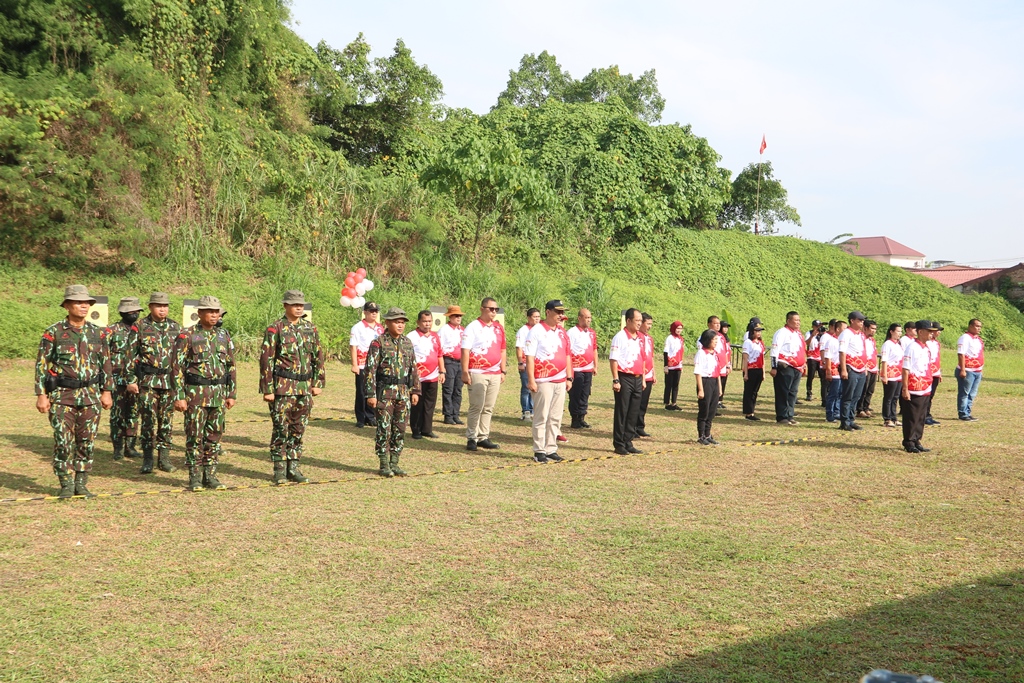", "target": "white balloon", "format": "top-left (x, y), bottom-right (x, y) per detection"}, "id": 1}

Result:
top-left (354, 281), bottom-right (367, 296)
top-left (352, 296), bottom-right (365, 309)
top-left (340, 295), bottom-right (352, 307)
top-left (363, 280), bottom-right (374, 292)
